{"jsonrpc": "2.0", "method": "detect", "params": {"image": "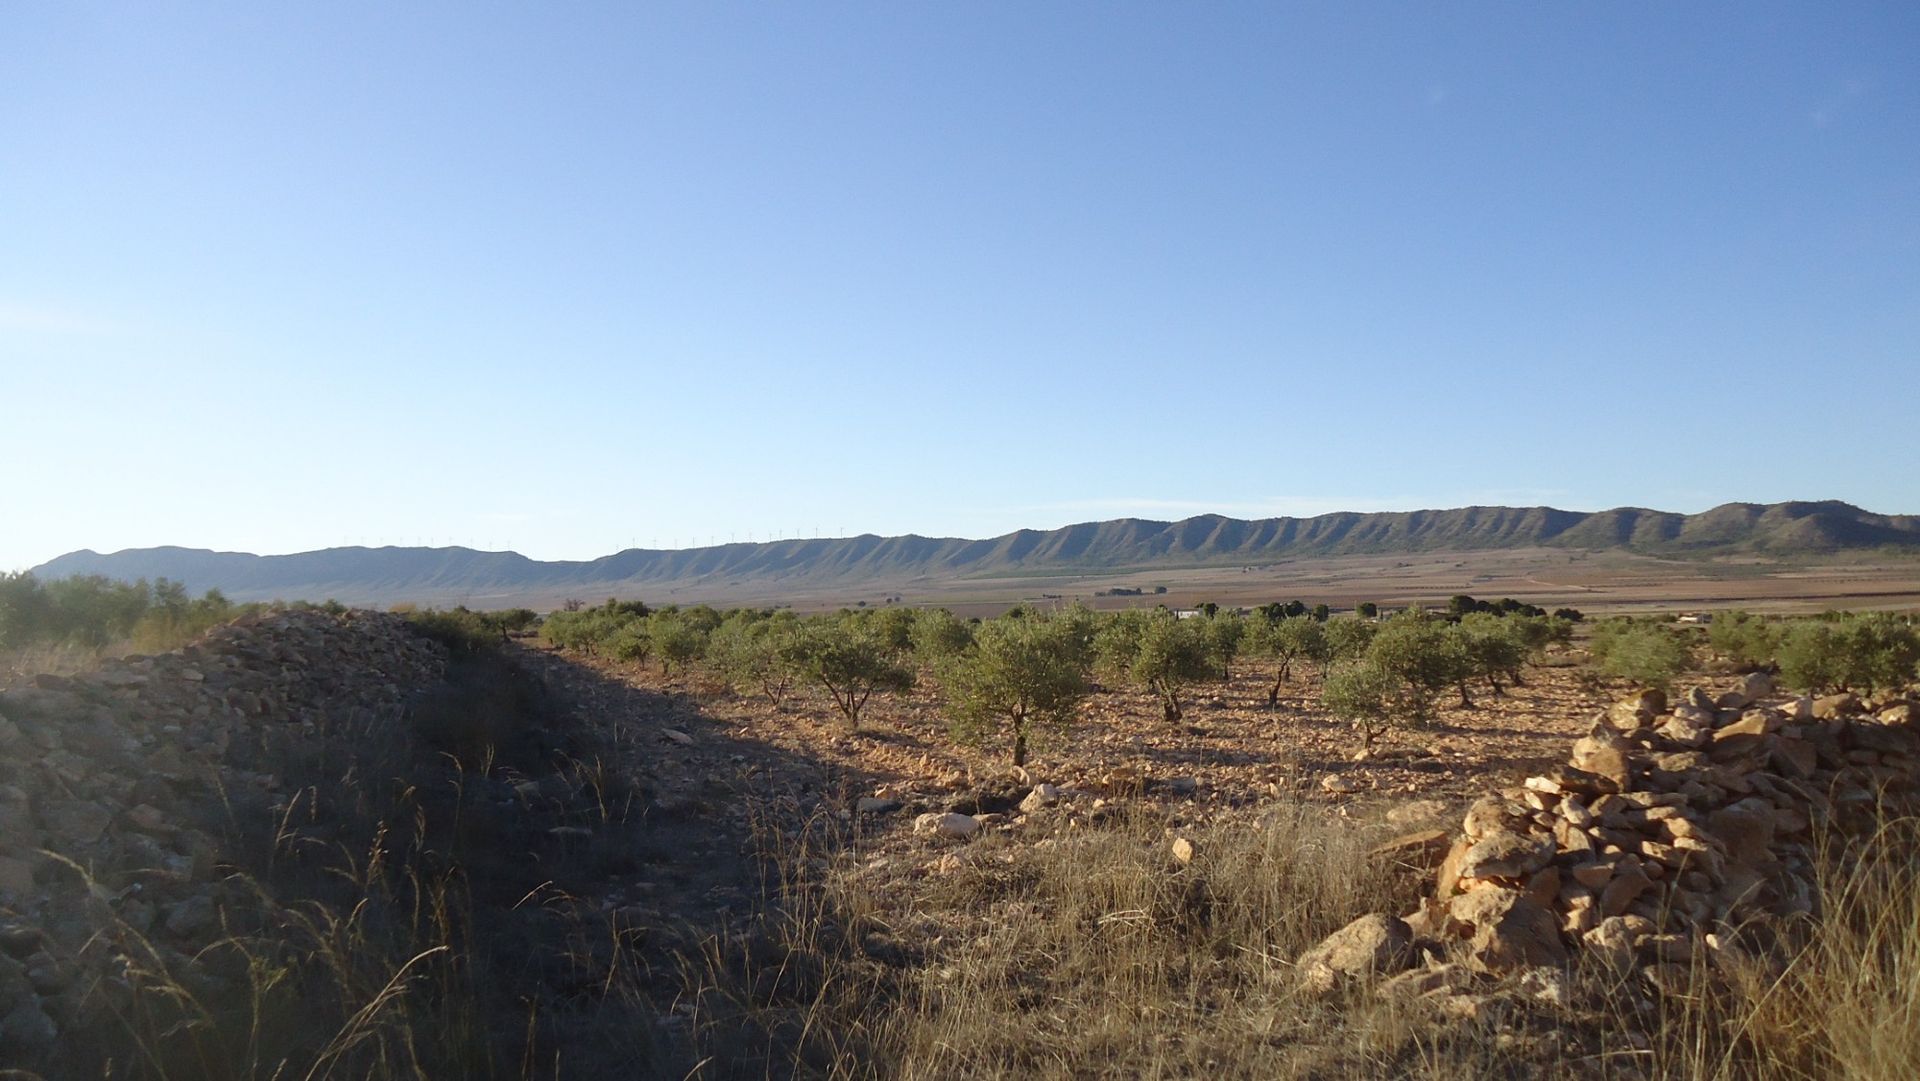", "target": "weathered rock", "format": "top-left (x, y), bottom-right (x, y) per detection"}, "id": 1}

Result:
top-left (1449, 887), bottom-right (1565, 973)
top-left (1320, 774), bottom-right (1358, 795)
top-left (1570, 730), bottom-right (1632, 787)
top-left (43, 802), bottom-right (112, 847)
top-left (1457, 830), bottom-right (1554, 880)
top-left (1170, 836), bottom-right (1197, 865)
top-left (0, 997), bottom-right (57, 1050)
top-left (1018, 783), bottom-right (1061, 813)
top-left (1812, 693), bottom-right (1860, 719)
top-left (1296, 913), bottom-right (1414, 994)
top-left (855, 797), bottom-right (902, 815)
top-left (913, 812), bottom-right (981, 841)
